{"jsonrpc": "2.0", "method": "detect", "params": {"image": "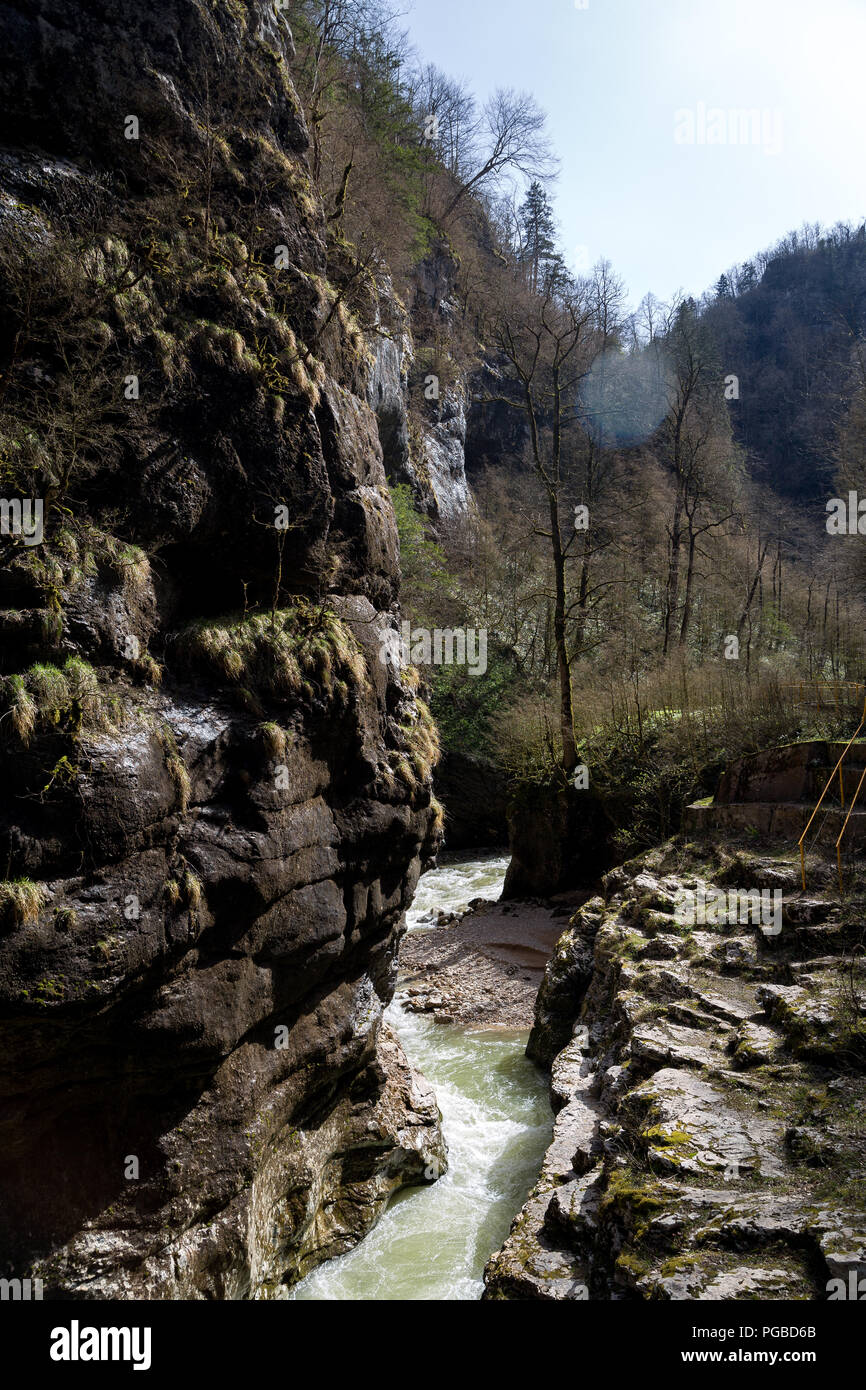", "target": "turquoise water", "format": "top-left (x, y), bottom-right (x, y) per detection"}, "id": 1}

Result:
top-left (288, 854), bottom-right (551, 1301)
